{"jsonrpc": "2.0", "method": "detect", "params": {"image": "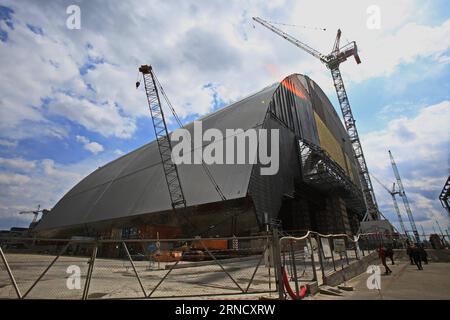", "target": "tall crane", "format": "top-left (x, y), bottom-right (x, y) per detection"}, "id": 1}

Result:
top-left (389, 150), bottom-right (420, 242)
top-left (138, 65), bottom-right (187, 217)
top-left (253, 17), bottom-right (379, 221)
top-left (137, 65), bottom-right (227, 234)
top-left (371, 174), bottom-right (408, 237)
